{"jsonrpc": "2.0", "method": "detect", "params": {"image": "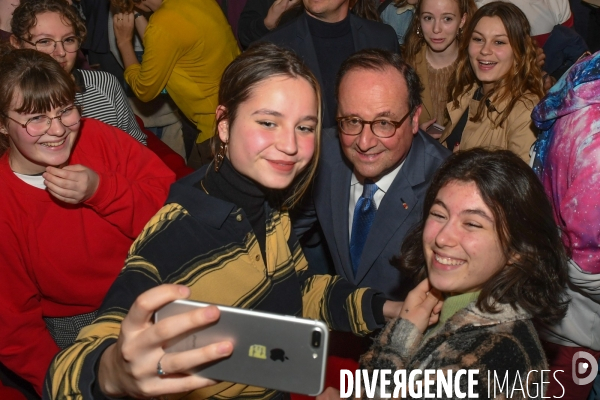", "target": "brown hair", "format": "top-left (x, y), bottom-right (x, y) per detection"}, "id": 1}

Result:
top-left (0, 46), bottom-right (76, 155)
top-left (400, 148), bottom-right (569, 325)
top-left (403, 0), bottom-right (477, 66)
top-left (351, 0), bottom-right (380, 22)
top-left (11, 0), bottom-right (87, 45)
top-left (448, 1), bottom-right (544, 128)
top-left (213, 42), bottom-right (322, 209)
